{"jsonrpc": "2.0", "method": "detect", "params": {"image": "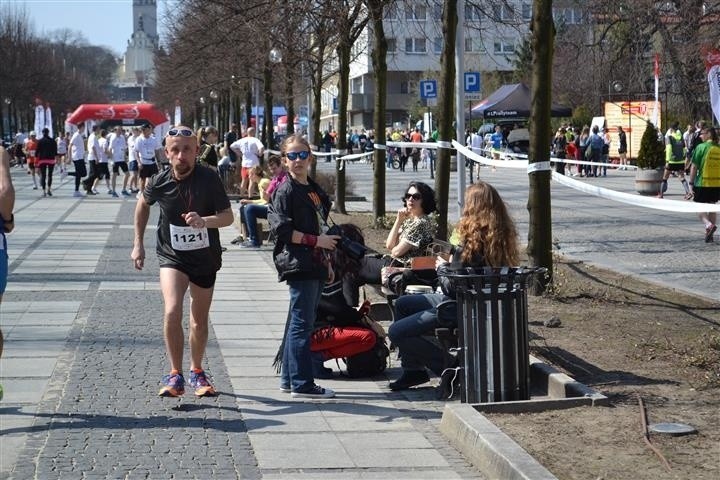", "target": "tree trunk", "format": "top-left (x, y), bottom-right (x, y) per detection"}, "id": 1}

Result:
top-left (434, 0), bottom-right (457, 241)
top-left (527, 0), bottom-right (555, 295)
top-left (367, 0), bottom-right (387, 224)
top-left (335, 39), bottom-right (351, 214)
top-left (286, 76), bottom-right (295, 135)
top-left (244, 84), bottom-right (252, 132)
top-left (309, 43), bottom-right (326, 179)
